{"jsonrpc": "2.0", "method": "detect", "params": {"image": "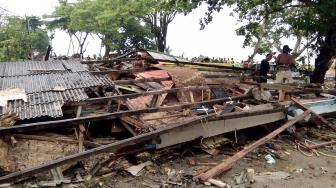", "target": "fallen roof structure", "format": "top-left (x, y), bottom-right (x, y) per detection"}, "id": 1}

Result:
top-left (0, 49), bottom-right (335, 185)
top-left (0, 60), bottom-right (113, 119)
